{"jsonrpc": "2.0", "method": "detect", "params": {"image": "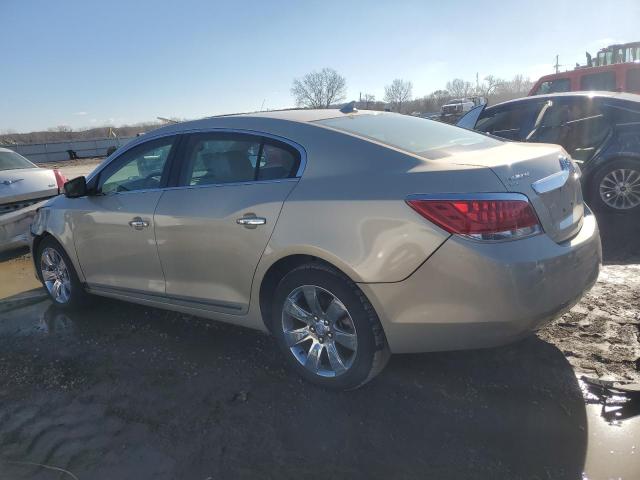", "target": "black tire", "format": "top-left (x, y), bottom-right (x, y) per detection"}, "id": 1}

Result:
top-left (36, 236), bottom-right (91, 309)
top-left (589, 158), bottom-right (640, 214)
top-left (271, 263), bottom-right (390, 390)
